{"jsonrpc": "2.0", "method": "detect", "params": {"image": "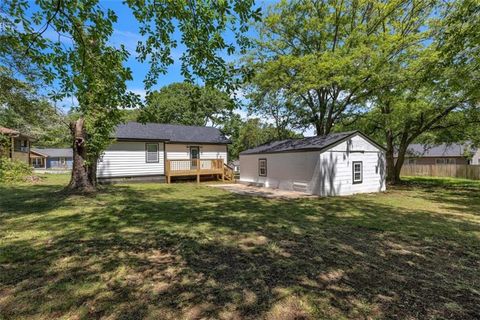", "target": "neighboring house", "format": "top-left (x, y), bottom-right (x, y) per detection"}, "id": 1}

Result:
top-left (396, 143), bottom-right (480, 165)
top-left (239, 131), bottom-right (386, 196)
top-left (97, 122), bottom-right (232, 183)
top-left (0, 126), bottom-right (33, 165)
top-left (30, 148), bottom-right (73, 169)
